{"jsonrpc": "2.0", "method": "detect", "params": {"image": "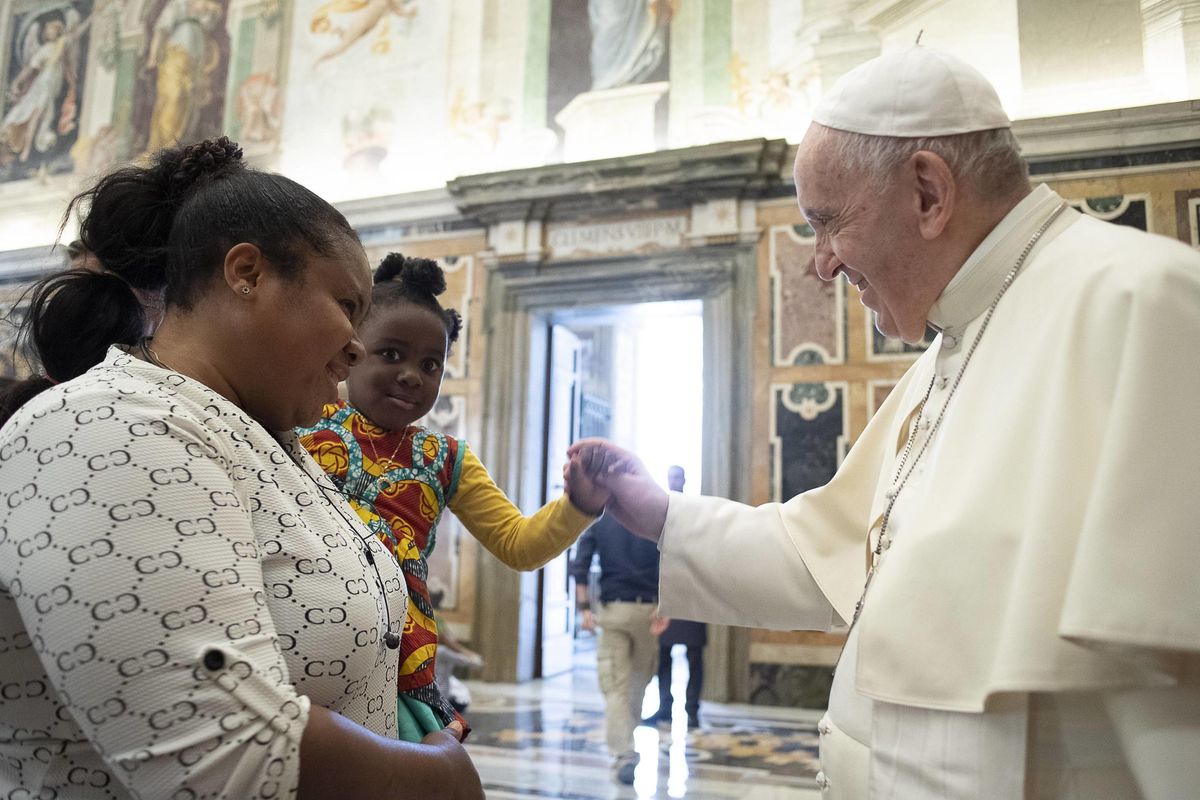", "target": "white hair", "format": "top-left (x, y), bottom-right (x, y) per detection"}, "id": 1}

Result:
top-left (822, 126), bottom-right (1030, 200)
